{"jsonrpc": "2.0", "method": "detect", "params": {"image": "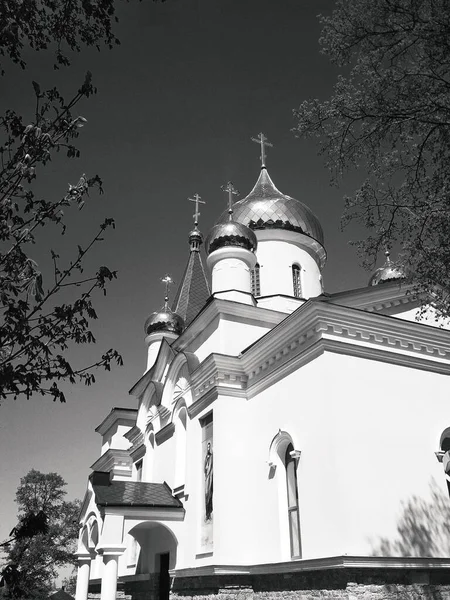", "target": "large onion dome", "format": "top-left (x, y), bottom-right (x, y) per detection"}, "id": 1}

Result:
top-left (144, 306), bottom-right (184, 336)
top-left (205, 221), bottom-right (257, 255)
top-left (369, 251), bottom-right (406, 286)
top-left (215, 168), bottom-right (324, 247)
